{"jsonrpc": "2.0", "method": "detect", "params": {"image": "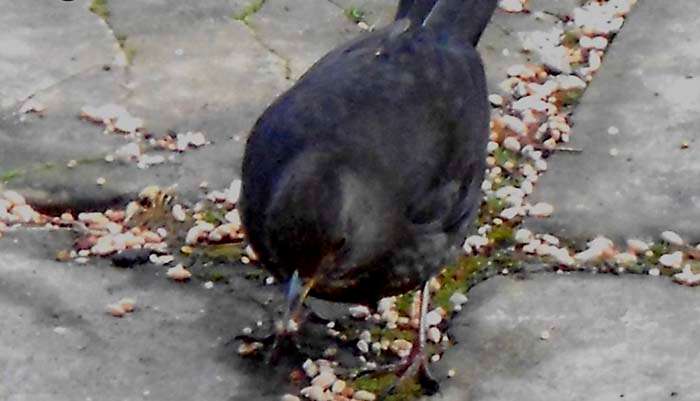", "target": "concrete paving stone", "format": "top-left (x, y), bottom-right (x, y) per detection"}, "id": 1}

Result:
top-left (480, 5), bottom-right (571, 94)
top-left (525, 0), bottom-right (700, 244)
top-left (426, 273), bottom-right (700, 401)
top-left (246, 0), bottom-right (363, 80)
top-left (0, 229), bottom-right (290, 401)
top-left (328, 0), bottom-right (398, 28)
top-left (0, 65), bottom-right (184, 212)
top-left (104, 0), bottom-right (252, 37)
top-left (0, 0), bottom-right (118, 106)
top-left (528, 0), bottom-right (588, 17)
top-left (1, 5), bottom-right (290, 211)
top-left (121, 18), bottom-right (289, 144)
